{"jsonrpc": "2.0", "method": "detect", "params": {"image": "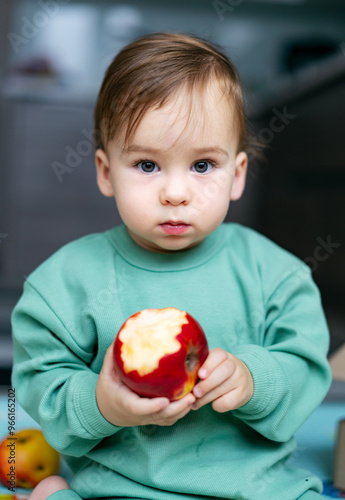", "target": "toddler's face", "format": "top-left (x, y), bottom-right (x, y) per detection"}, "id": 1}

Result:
top-left (95, 82), bottom-right (247, 253)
